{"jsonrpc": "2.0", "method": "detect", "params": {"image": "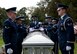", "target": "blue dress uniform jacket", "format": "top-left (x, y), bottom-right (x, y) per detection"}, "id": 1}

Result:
top-left (44, 22), bottom-right (57, 42)
top-left (52, 24), bottom-right (58, 42)
top-left (58, 14), bottom-right (75, 54)
top-left (3, 18), bottom-right (18, 54)
top-left (46, 23), bottom-right (53, 39)
top-left (45, 23), bottom-right (58, 54)
top-left (30, 21), bottom-right (40, 29)
top-left (17, 24), bottom-right (27, 41)
top-left (16, 24), bottom-right (27, 54)
top-left (52, 24), bottom-right (58, 54)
